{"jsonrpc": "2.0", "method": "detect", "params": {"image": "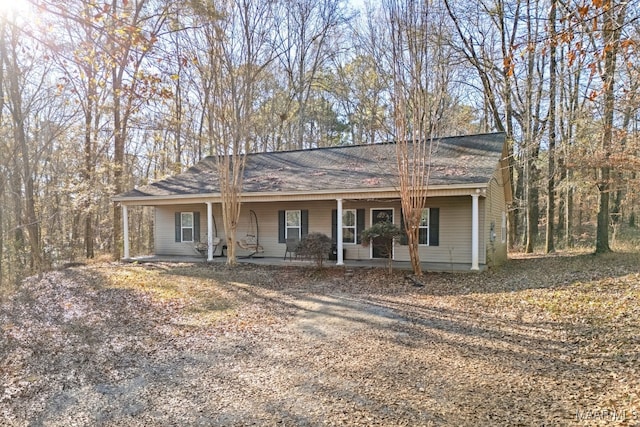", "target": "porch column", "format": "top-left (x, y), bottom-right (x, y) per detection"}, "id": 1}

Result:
top-left (336, 198), bottom-right (344, 266)
top-left (122, 204), bottom-right (130, 259)
top-left (471, 191), bottom-right (480, 271)
top-left (206, 201), bottom-right (214, 261)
